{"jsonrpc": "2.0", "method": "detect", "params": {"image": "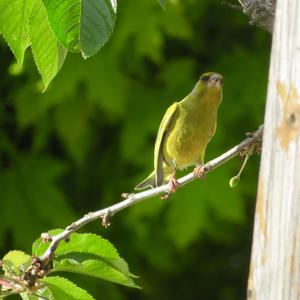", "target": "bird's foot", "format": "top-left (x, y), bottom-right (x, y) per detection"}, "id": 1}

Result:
top-left (193, 165), bottom-right (206, 179)
top-left (169, 176), bottom-right (181, 193)
top-left (161, 171), bottom-right (180, 199)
